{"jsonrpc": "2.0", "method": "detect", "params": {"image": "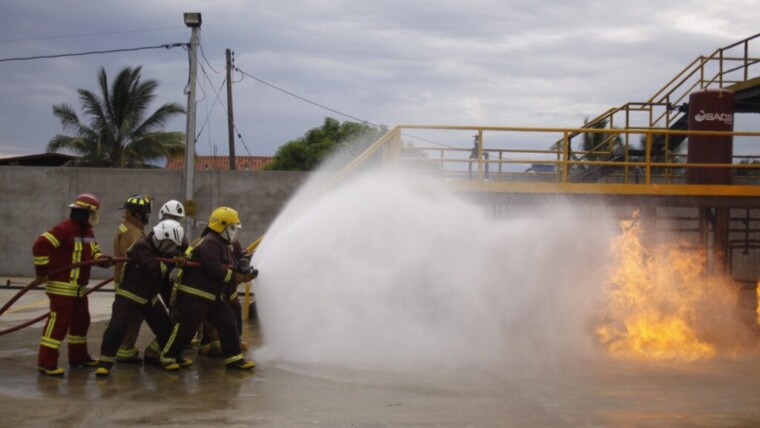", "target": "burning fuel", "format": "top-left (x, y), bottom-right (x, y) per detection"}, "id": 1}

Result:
top-left (756, 281), bottom-right (760, 326)
top-left (596, 212), bottom-right (750, 362)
